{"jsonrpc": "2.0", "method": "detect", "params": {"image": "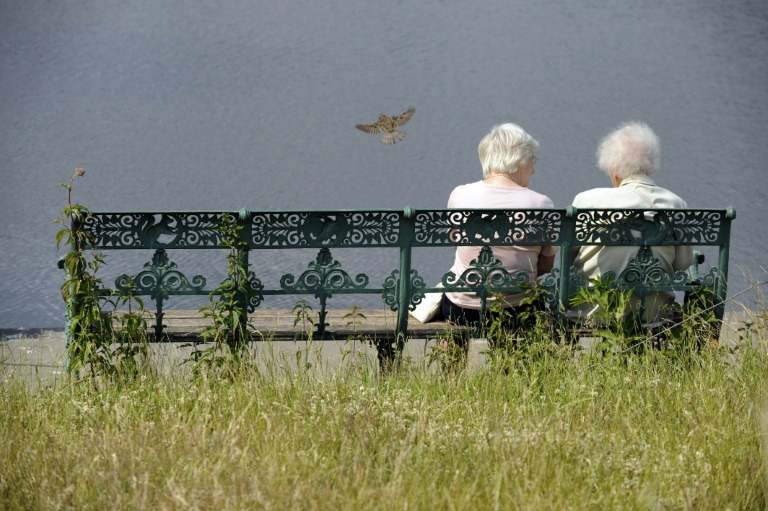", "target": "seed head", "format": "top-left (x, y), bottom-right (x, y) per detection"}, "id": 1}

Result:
top-left (74, 168), bottom-right (86, 177)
